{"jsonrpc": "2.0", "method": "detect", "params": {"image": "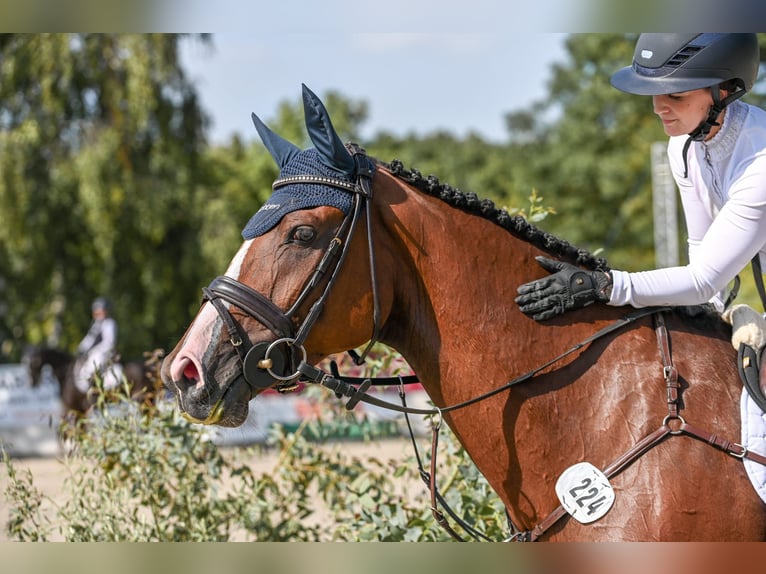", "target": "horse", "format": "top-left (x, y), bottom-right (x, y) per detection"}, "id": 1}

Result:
top-left (160, 84), bottom-right (766, 541)
top-left (23, 345), bottom-right (164, 417)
